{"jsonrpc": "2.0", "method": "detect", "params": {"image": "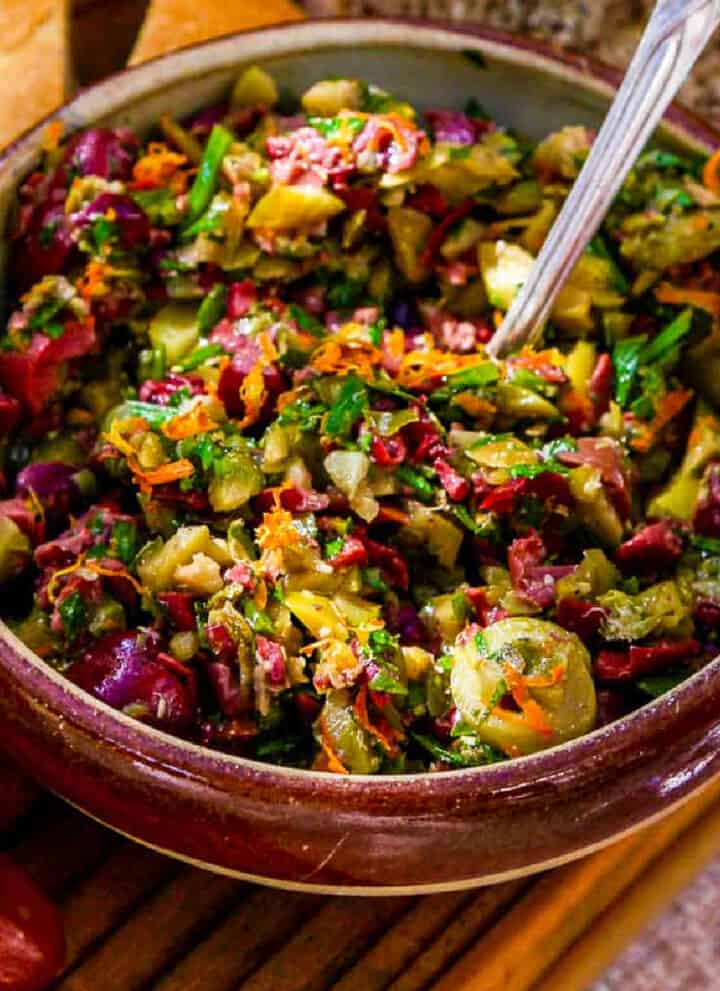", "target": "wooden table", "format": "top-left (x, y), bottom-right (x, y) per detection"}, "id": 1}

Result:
top-left (4, 3), bottom-right (720, 989)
